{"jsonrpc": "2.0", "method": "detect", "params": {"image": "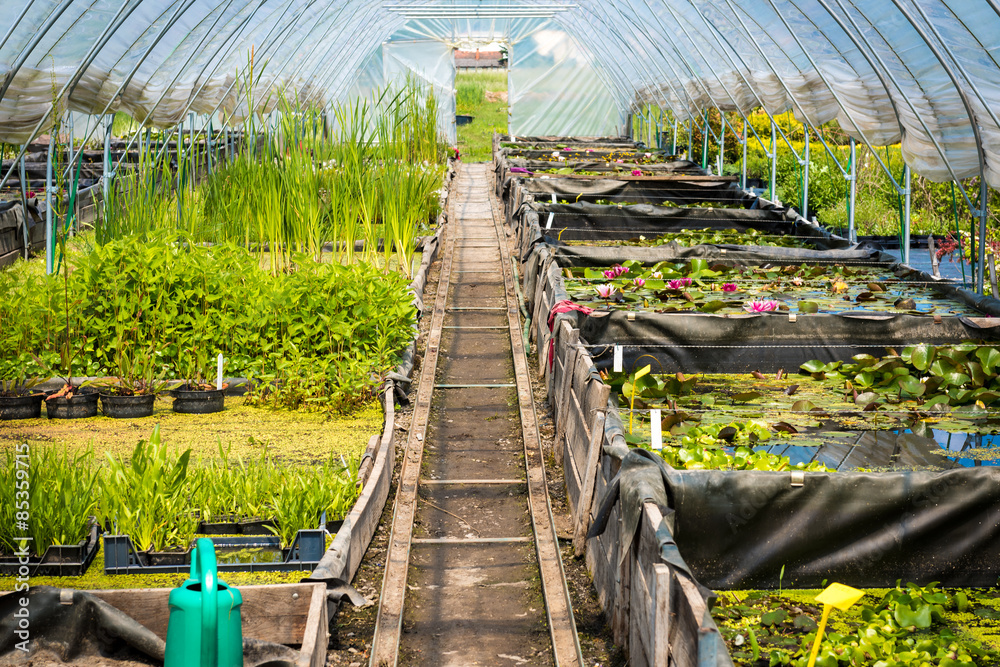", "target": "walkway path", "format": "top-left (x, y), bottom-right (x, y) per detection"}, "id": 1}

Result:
top-left (370, 163), bottom-right (581, 666)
